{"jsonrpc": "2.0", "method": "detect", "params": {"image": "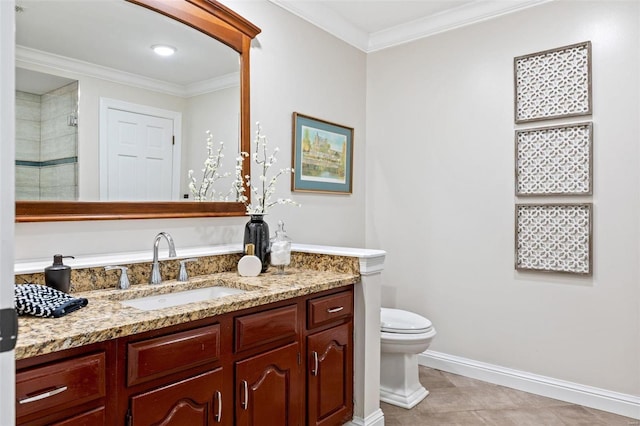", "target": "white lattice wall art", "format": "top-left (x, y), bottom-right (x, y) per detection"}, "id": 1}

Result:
top-left (515, 203), bottom-right (592, 275)
top-left (515, 122), bottom-right (593, 196)
top-left (514, 41), bottom-right (592, 123)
